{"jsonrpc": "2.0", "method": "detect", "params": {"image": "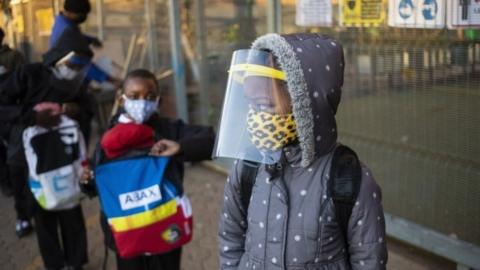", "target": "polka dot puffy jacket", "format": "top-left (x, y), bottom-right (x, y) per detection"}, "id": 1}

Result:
top-left (218, 33), bottom-right (387, 270)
